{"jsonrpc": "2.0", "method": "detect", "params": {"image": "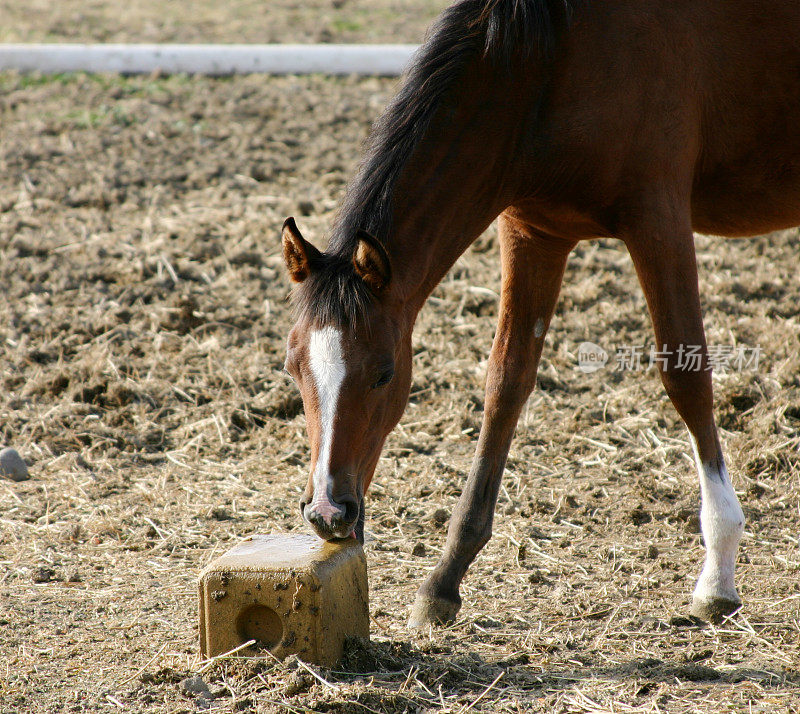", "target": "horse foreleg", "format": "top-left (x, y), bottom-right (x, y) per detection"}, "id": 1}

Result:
top-left (625, 218), bottom-right (745, 622)
top-left (409, 216), bottom-right (573, 628)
